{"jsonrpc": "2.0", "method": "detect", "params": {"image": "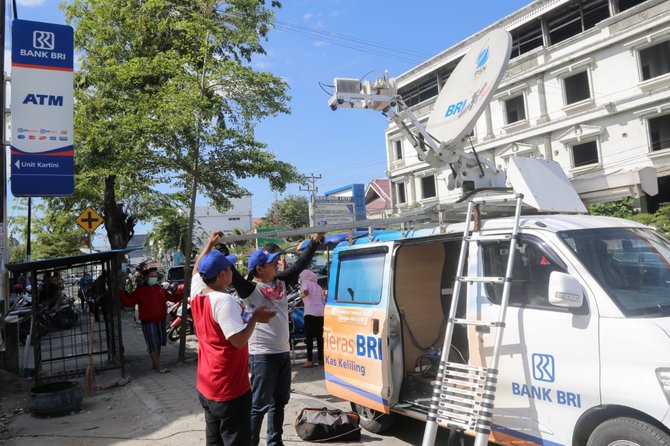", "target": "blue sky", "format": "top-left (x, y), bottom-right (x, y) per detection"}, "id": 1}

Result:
top-left (7, 0), bottom-right (531, 229)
